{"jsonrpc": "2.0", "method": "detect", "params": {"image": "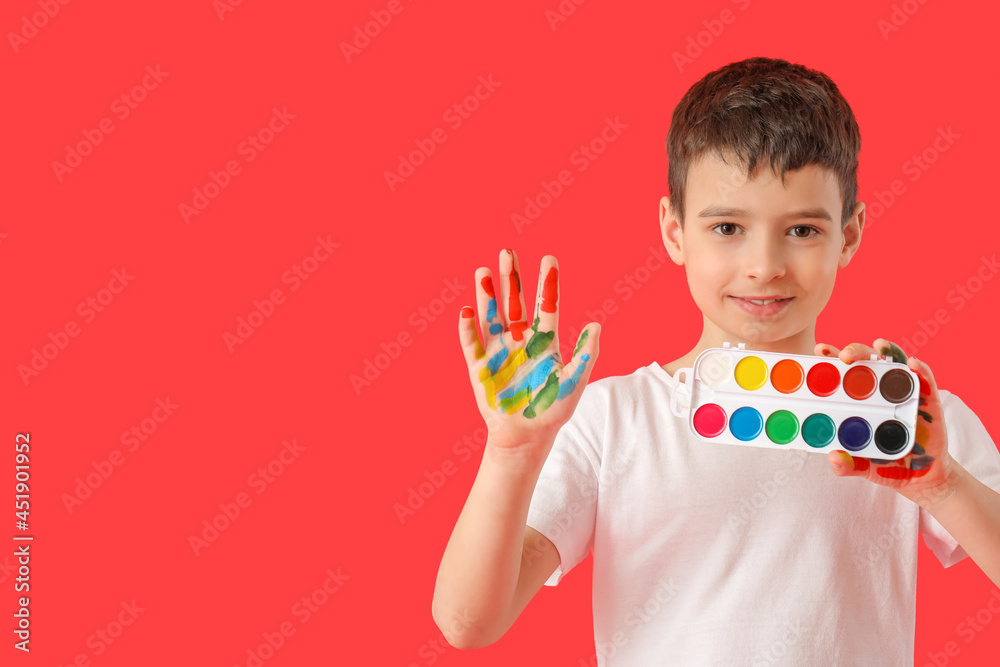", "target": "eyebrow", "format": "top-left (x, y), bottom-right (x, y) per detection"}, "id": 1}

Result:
top-left (697, 205), bottom-right (833, 222)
